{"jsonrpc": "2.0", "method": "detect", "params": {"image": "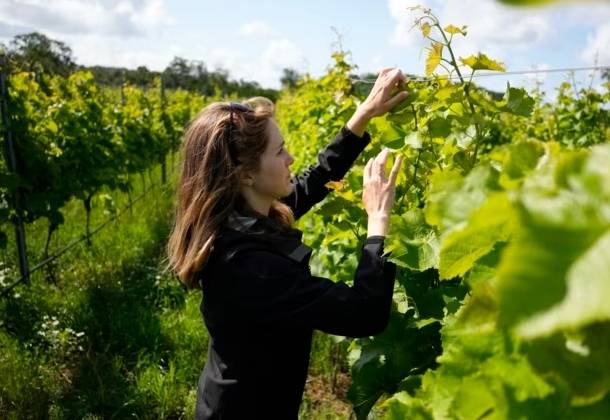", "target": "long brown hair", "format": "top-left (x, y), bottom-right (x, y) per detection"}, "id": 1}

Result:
top-left (165, 100), bottom-right (295, 289)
